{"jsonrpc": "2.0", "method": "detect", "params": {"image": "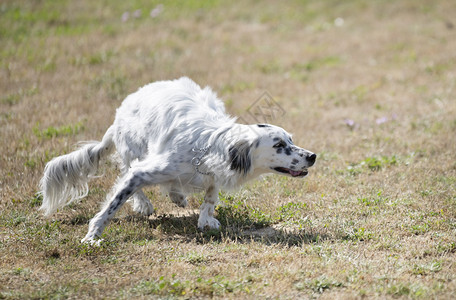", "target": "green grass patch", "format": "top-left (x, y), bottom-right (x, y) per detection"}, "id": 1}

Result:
top-left (1, 86), bottom-right (38, 105)
top-left (33, 121), bottom-right (85, 139)
top-left (412, 261), bottom-right (442, 275)
top-left (28, 193), bottom-right (43, 208)
top-left (344, 226), bottom-right (373, 241)
top-left (1, 210), bottom-right (28, 227)
top-left (181, 251), bottom-right (211, 265)
top-left (295, 275), bottom-right (343, 293)
top-left (130, 274), bottom-right (255, 298)
top-left (275, 202), bottom-right (308, 223)
top-left (384, 282), bottom-right (429, 298)
top-left (89, 71), bottom-right (128, 100)
top-left (293, 56), bottom-right (342, 72)
top-left (410, 222), bottom-right (431, 235)
top-left (357, 190), bottom-right (388, 207)
top-left (131, 275), bottom-right (188, 297)
top-left (217, 197), bottom-right (272, 229)
top-left (1, 93), bottom-right (21, 105)
top-left (347, 155), bottom-right (398, 175)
